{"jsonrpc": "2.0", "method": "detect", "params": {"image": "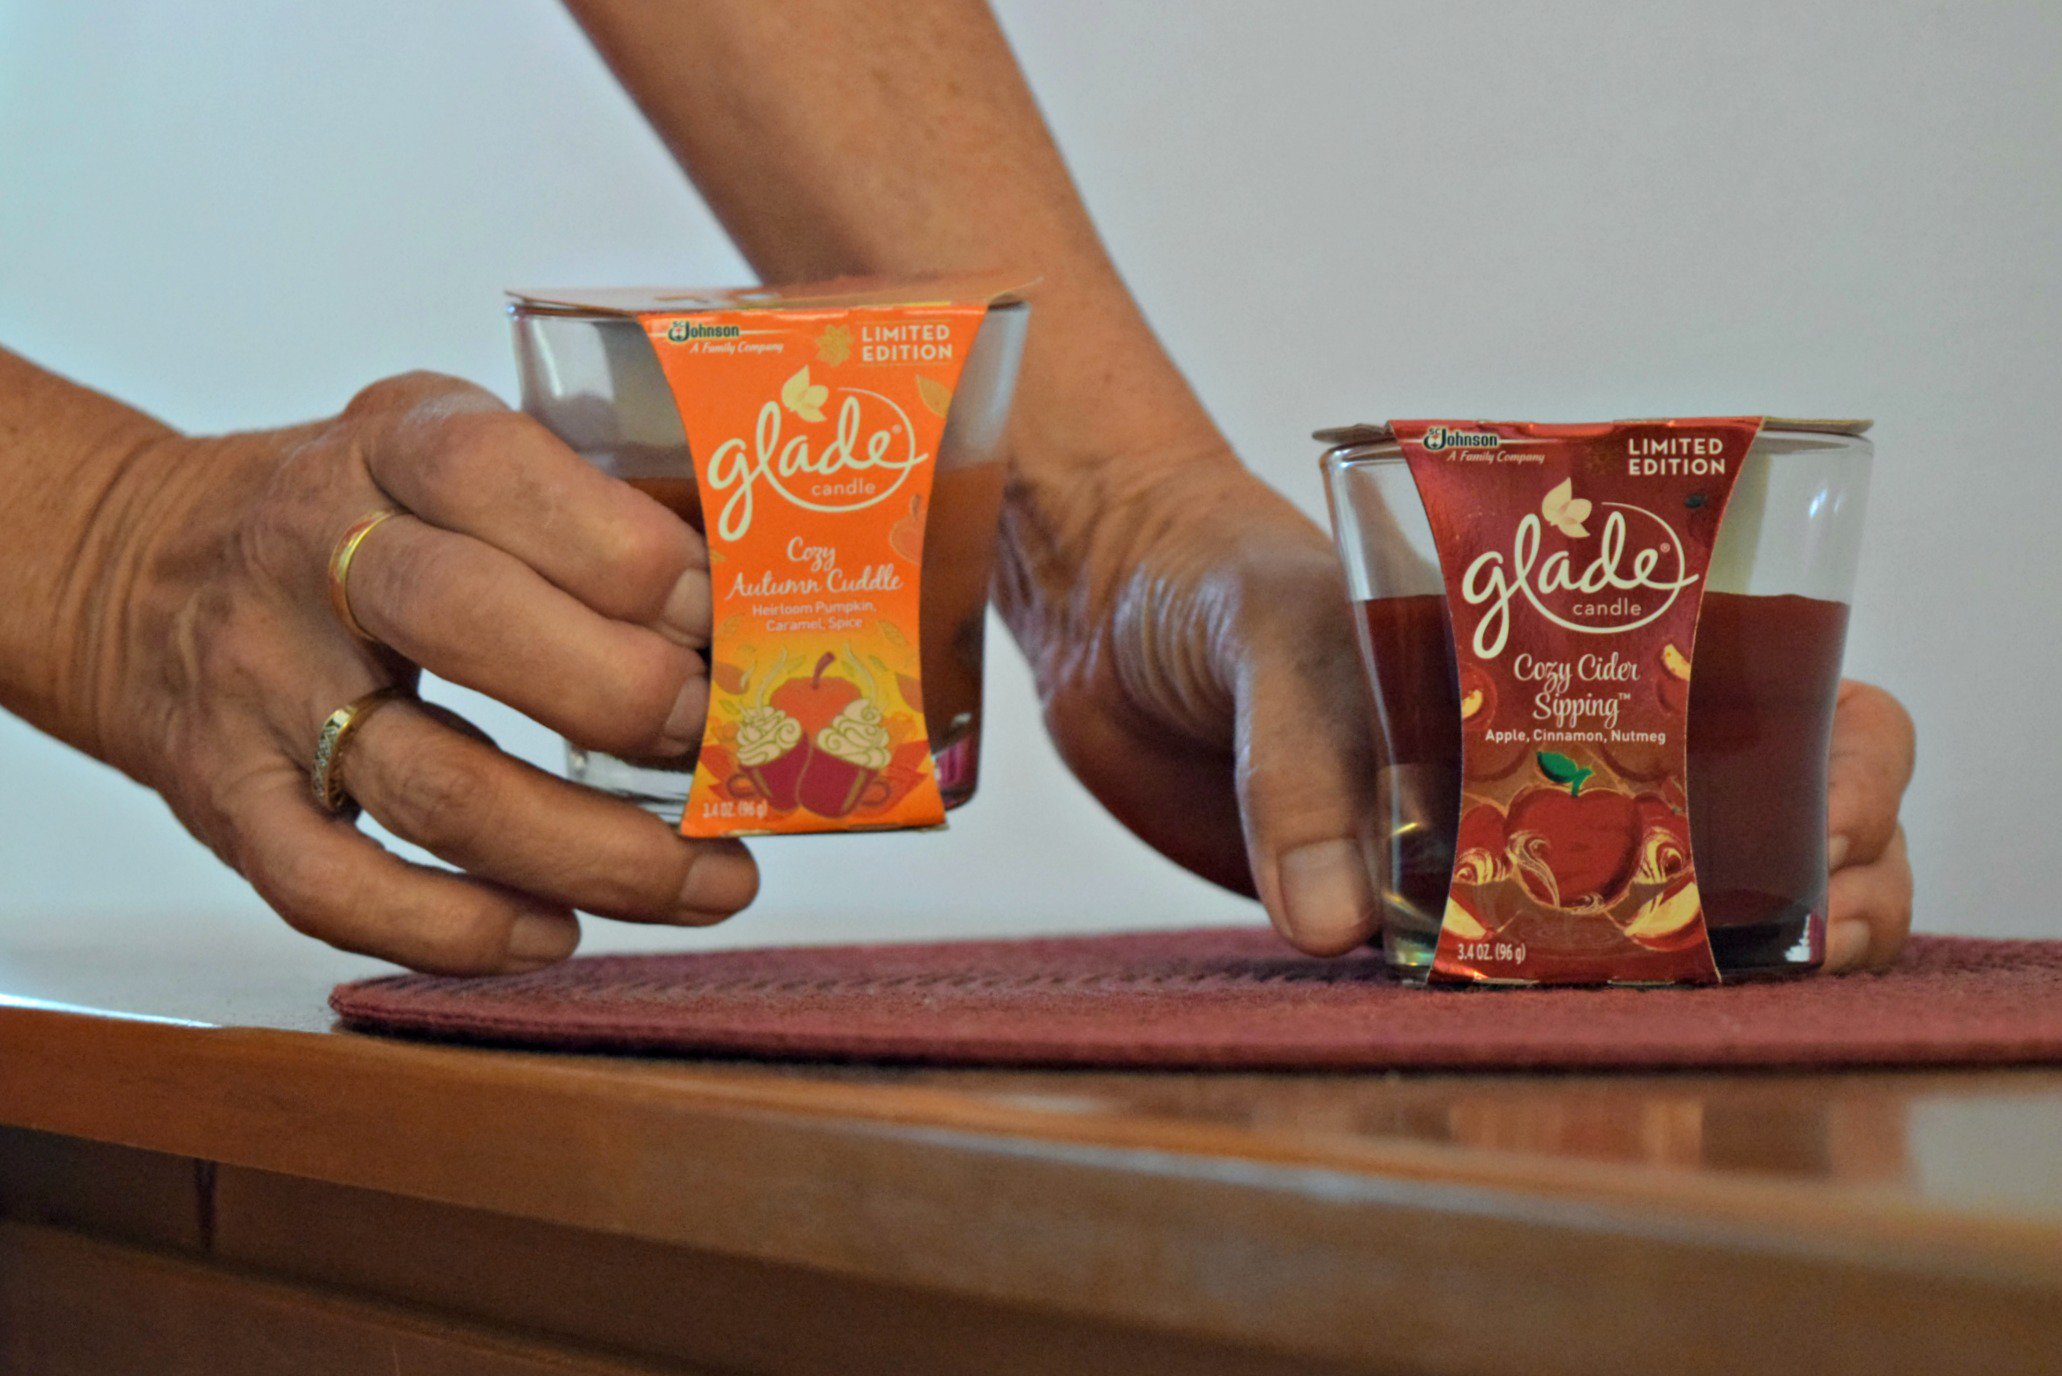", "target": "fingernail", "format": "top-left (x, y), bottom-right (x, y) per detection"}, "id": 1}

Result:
top-left (1827, 834), bottom-right (1852, 872)
top-left (1823, 919), bottom-right (1870, 974)
top-left (657, 675), bottom-right (708, 756)
top-left (1277, 838), bottom-right (1375, 956)
top-left (658, 569), bottom-right (712, 647)
top-left (506, 911), bottom-right (578, 972)
top-left (679, 843), bottom-right (759, 920)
